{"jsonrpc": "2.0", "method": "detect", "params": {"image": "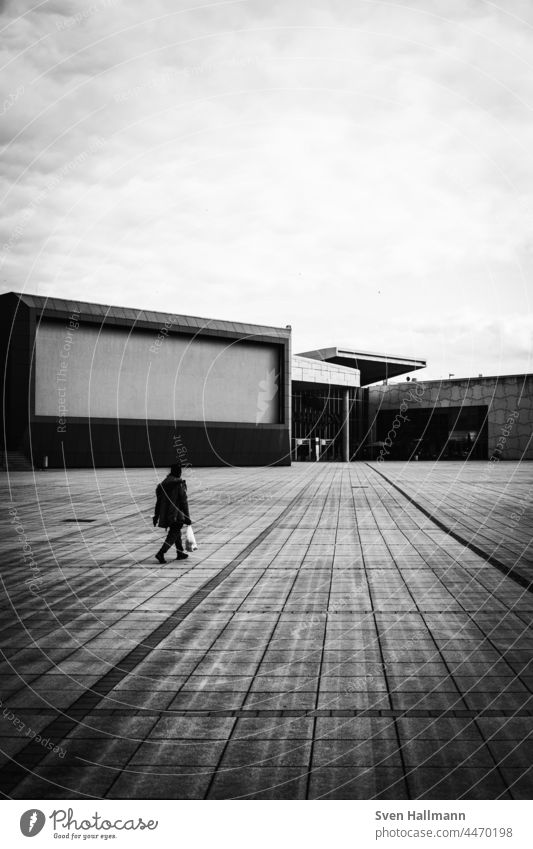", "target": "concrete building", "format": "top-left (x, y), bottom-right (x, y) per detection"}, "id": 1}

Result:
top-left (1, 291), bottom-right (531, 467)
top-left (0, 292), bottom-right (291, 468)
top-left (367, 374), bottom-right (533, 461)
top-left (291, 347), bottom-right (425, 462)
